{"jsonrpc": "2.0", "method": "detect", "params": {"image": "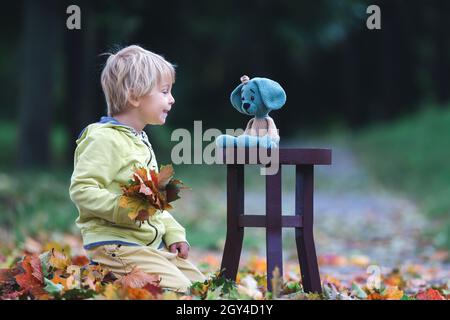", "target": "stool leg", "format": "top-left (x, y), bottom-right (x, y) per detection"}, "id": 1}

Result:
top-left (295, 165), bottom-right (322, 293)
top-left (220, 164), bottom-right (244, 281)
top-left (266, 166), bottom-right (283, 292)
